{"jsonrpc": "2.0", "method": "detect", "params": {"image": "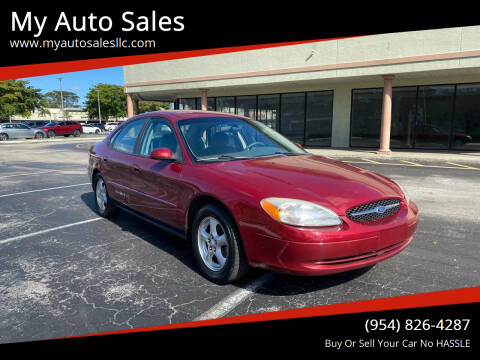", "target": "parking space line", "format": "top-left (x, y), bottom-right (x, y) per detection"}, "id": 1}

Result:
top-left (0, 170), bottom-right (58, 179)
top-left (400, 160), bottom-right (424, 167)
top-left (194, 272), bottom-right (274, 321)
top-left (0, 183), bottom-right (91, 198)
top-left (0, 218), bottom-right (102, 245)
top-left (362, 158), bottom-right (383, 164)
top-left (445, 161), bottom-right (480, 170)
